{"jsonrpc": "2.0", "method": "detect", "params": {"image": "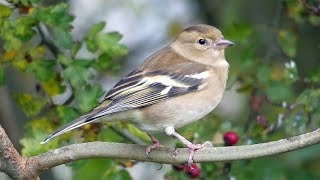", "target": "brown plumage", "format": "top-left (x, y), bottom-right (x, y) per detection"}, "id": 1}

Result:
top-left (41, 24), bottom-right (234, 166)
